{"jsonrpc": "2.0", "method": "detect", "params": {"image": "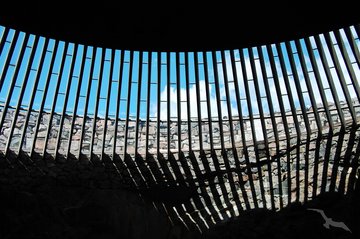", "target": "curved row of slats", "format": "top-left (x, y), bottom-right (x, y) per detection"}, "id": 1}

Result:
top-left (0, 24), bottom-right (359, 160)
top-left (0, 23), bottom-right (360, 233)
